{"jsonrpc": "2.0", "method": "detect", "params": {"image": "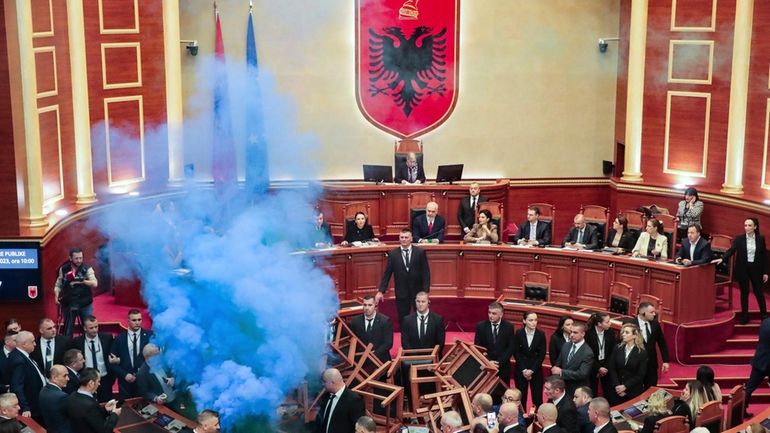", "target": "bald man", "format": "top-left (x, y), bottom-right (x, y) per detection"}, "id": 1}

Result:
top-left (315, 368), bottom-right (364, 433)
top-left (8, 330), bottom-right (46, 422)
top-left (39, 365), bottom-right (73, 433)
top-left (412, 201), bottom-right (446, 243)
top-left (562, 214), bottom-right (600, 250)
top-left (588, 398), bottom-right (617, 433)
top-left (498, 402), bottom-right (525, 433)
top-left (537, 403), bottom-right (567, 433)
top-left (395, 152), bottom-right (425, 184)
